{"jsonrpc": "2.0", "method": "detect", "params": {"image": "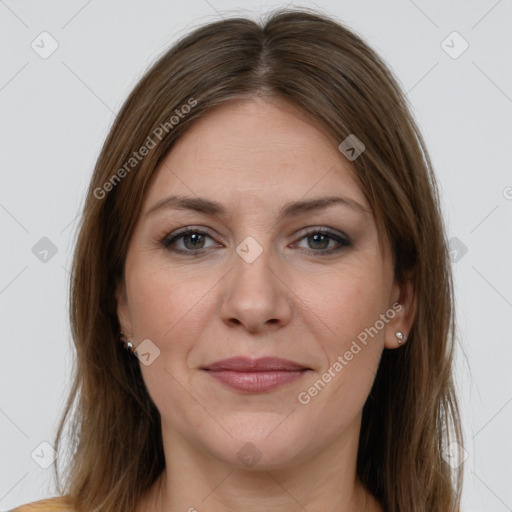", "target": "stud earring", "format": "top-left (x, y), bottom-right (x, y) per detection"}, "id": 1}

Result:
top-left (395, 331), bottom-right (407, 344)
top-left (119, 331), bottom-right (135, 354)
